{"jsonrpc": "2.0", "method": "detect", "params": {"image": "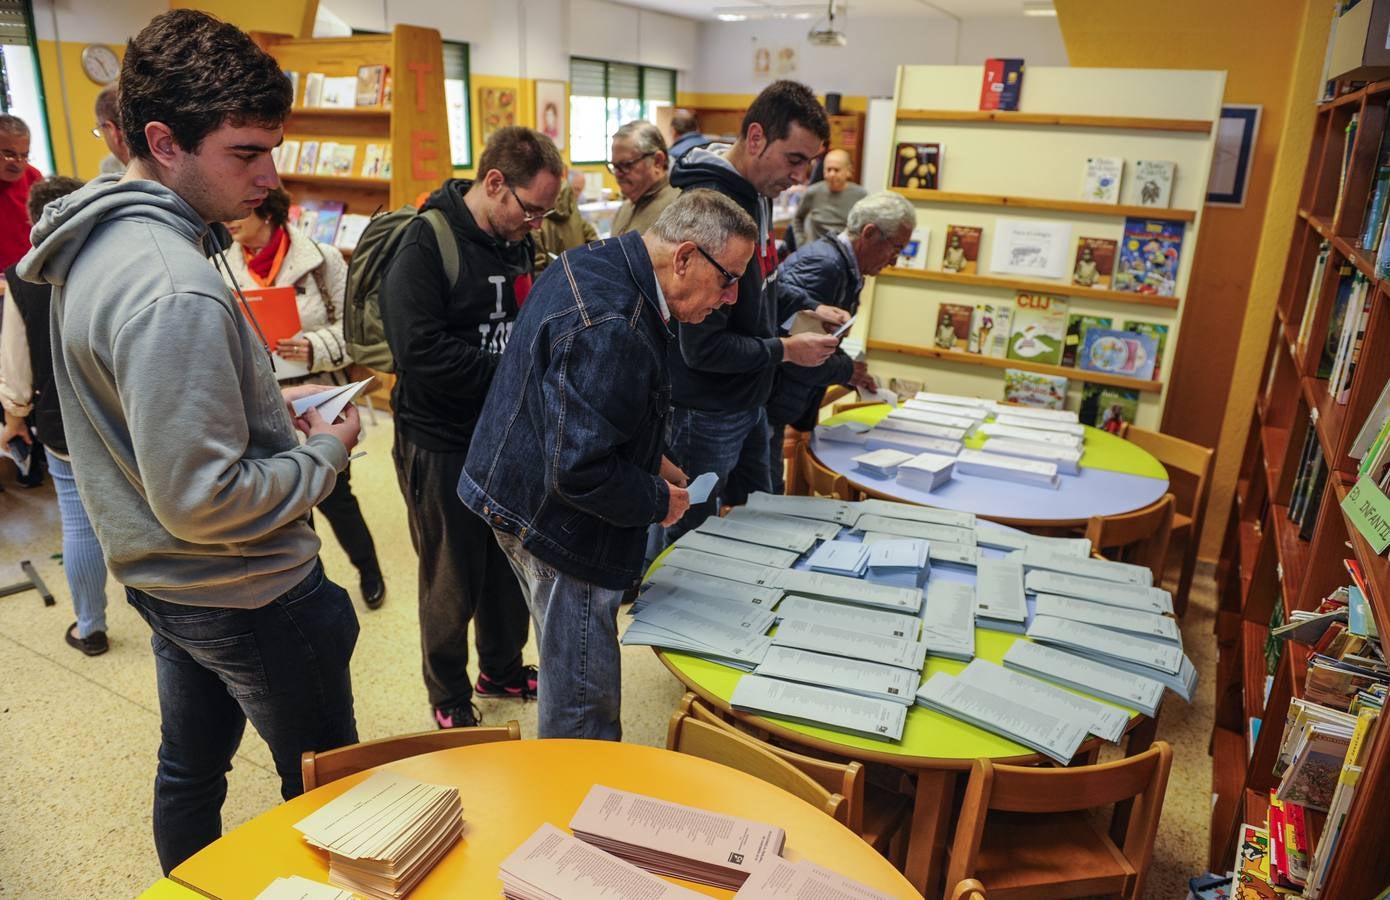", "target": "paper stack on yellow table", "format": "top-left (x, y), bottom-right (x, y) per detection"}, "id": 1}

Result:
top-left (499, 823), bottom-right (704, 899)
top-left (733, 856), bottom-right (899, 899)
top-left (568, 785), bottom-right (785, 889)
top-left (292, 771), bottom-right (463, 899)
top-left (255, 875), bottom-right (355, 900)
